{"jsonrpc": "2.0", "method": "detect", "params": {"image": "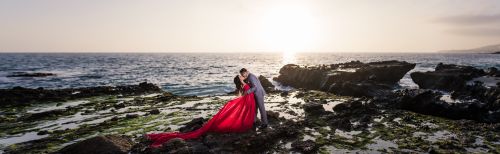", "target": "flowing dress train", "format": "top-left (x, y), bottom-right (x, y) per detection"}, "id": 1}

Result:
top-left (146, 84), bottom-right (256, 148)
